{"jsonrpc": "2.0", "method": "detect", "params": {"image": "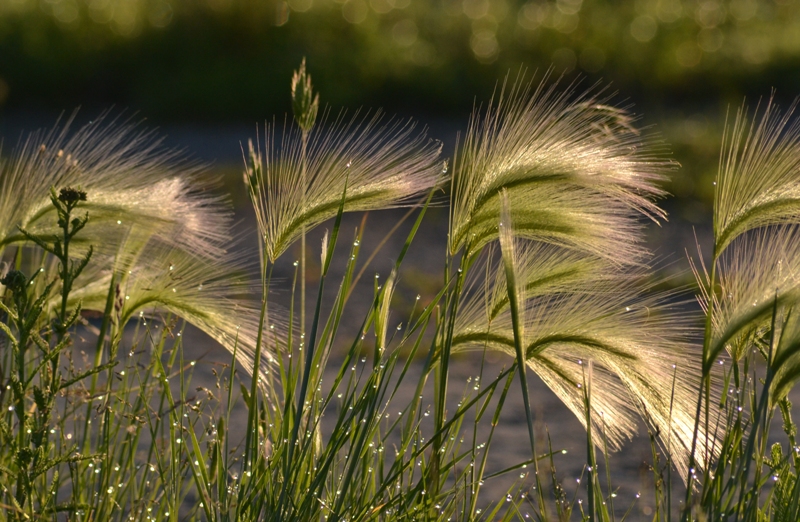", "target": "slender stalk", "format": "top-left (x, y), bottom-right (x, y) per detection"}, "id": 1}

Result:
top-left (300, 131), bottom-right (308, 339)
top-left (244, 261), bottom-right (273, 471)
top-left (585, 362), bottom-right (596, 522)
top-left (501, 248), bottom-right (548, 519)
top-left (685, 247), bottom-right (717, 517)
